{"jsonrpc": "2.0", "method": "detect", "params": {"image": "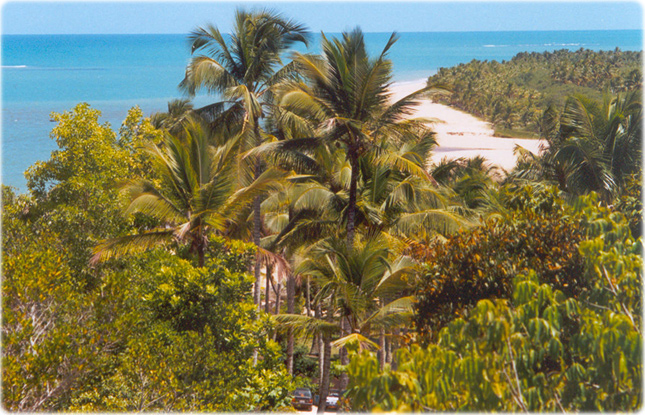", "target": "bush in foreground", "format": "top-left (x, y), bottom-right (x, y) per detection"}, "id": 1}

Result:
top-left (346, 193), bottom-right (642, 411)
